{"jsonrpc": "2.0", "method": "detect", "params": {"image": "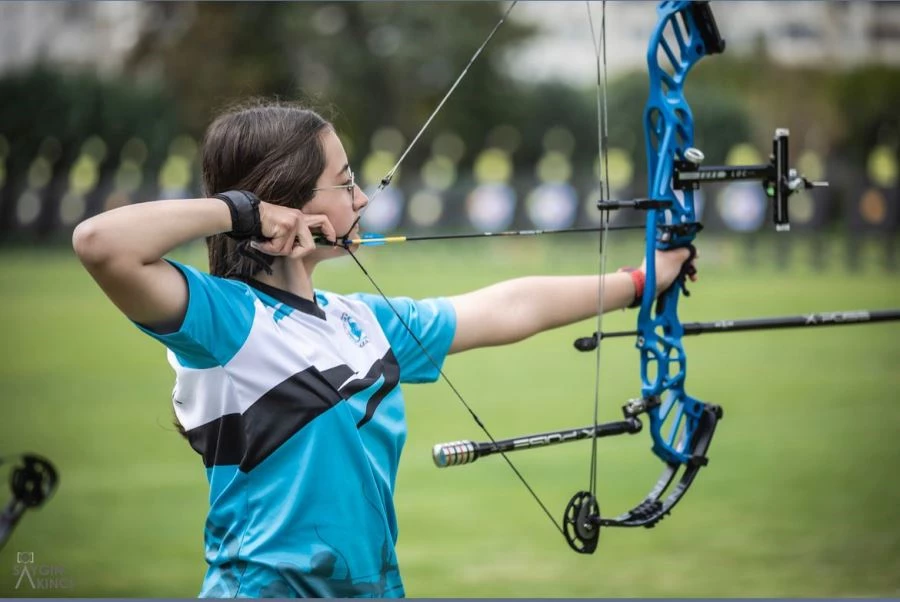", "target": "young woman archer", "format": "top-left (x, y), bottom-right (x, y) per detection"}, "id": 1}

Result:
top-left (73, 101), bottom-right (694, 598)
